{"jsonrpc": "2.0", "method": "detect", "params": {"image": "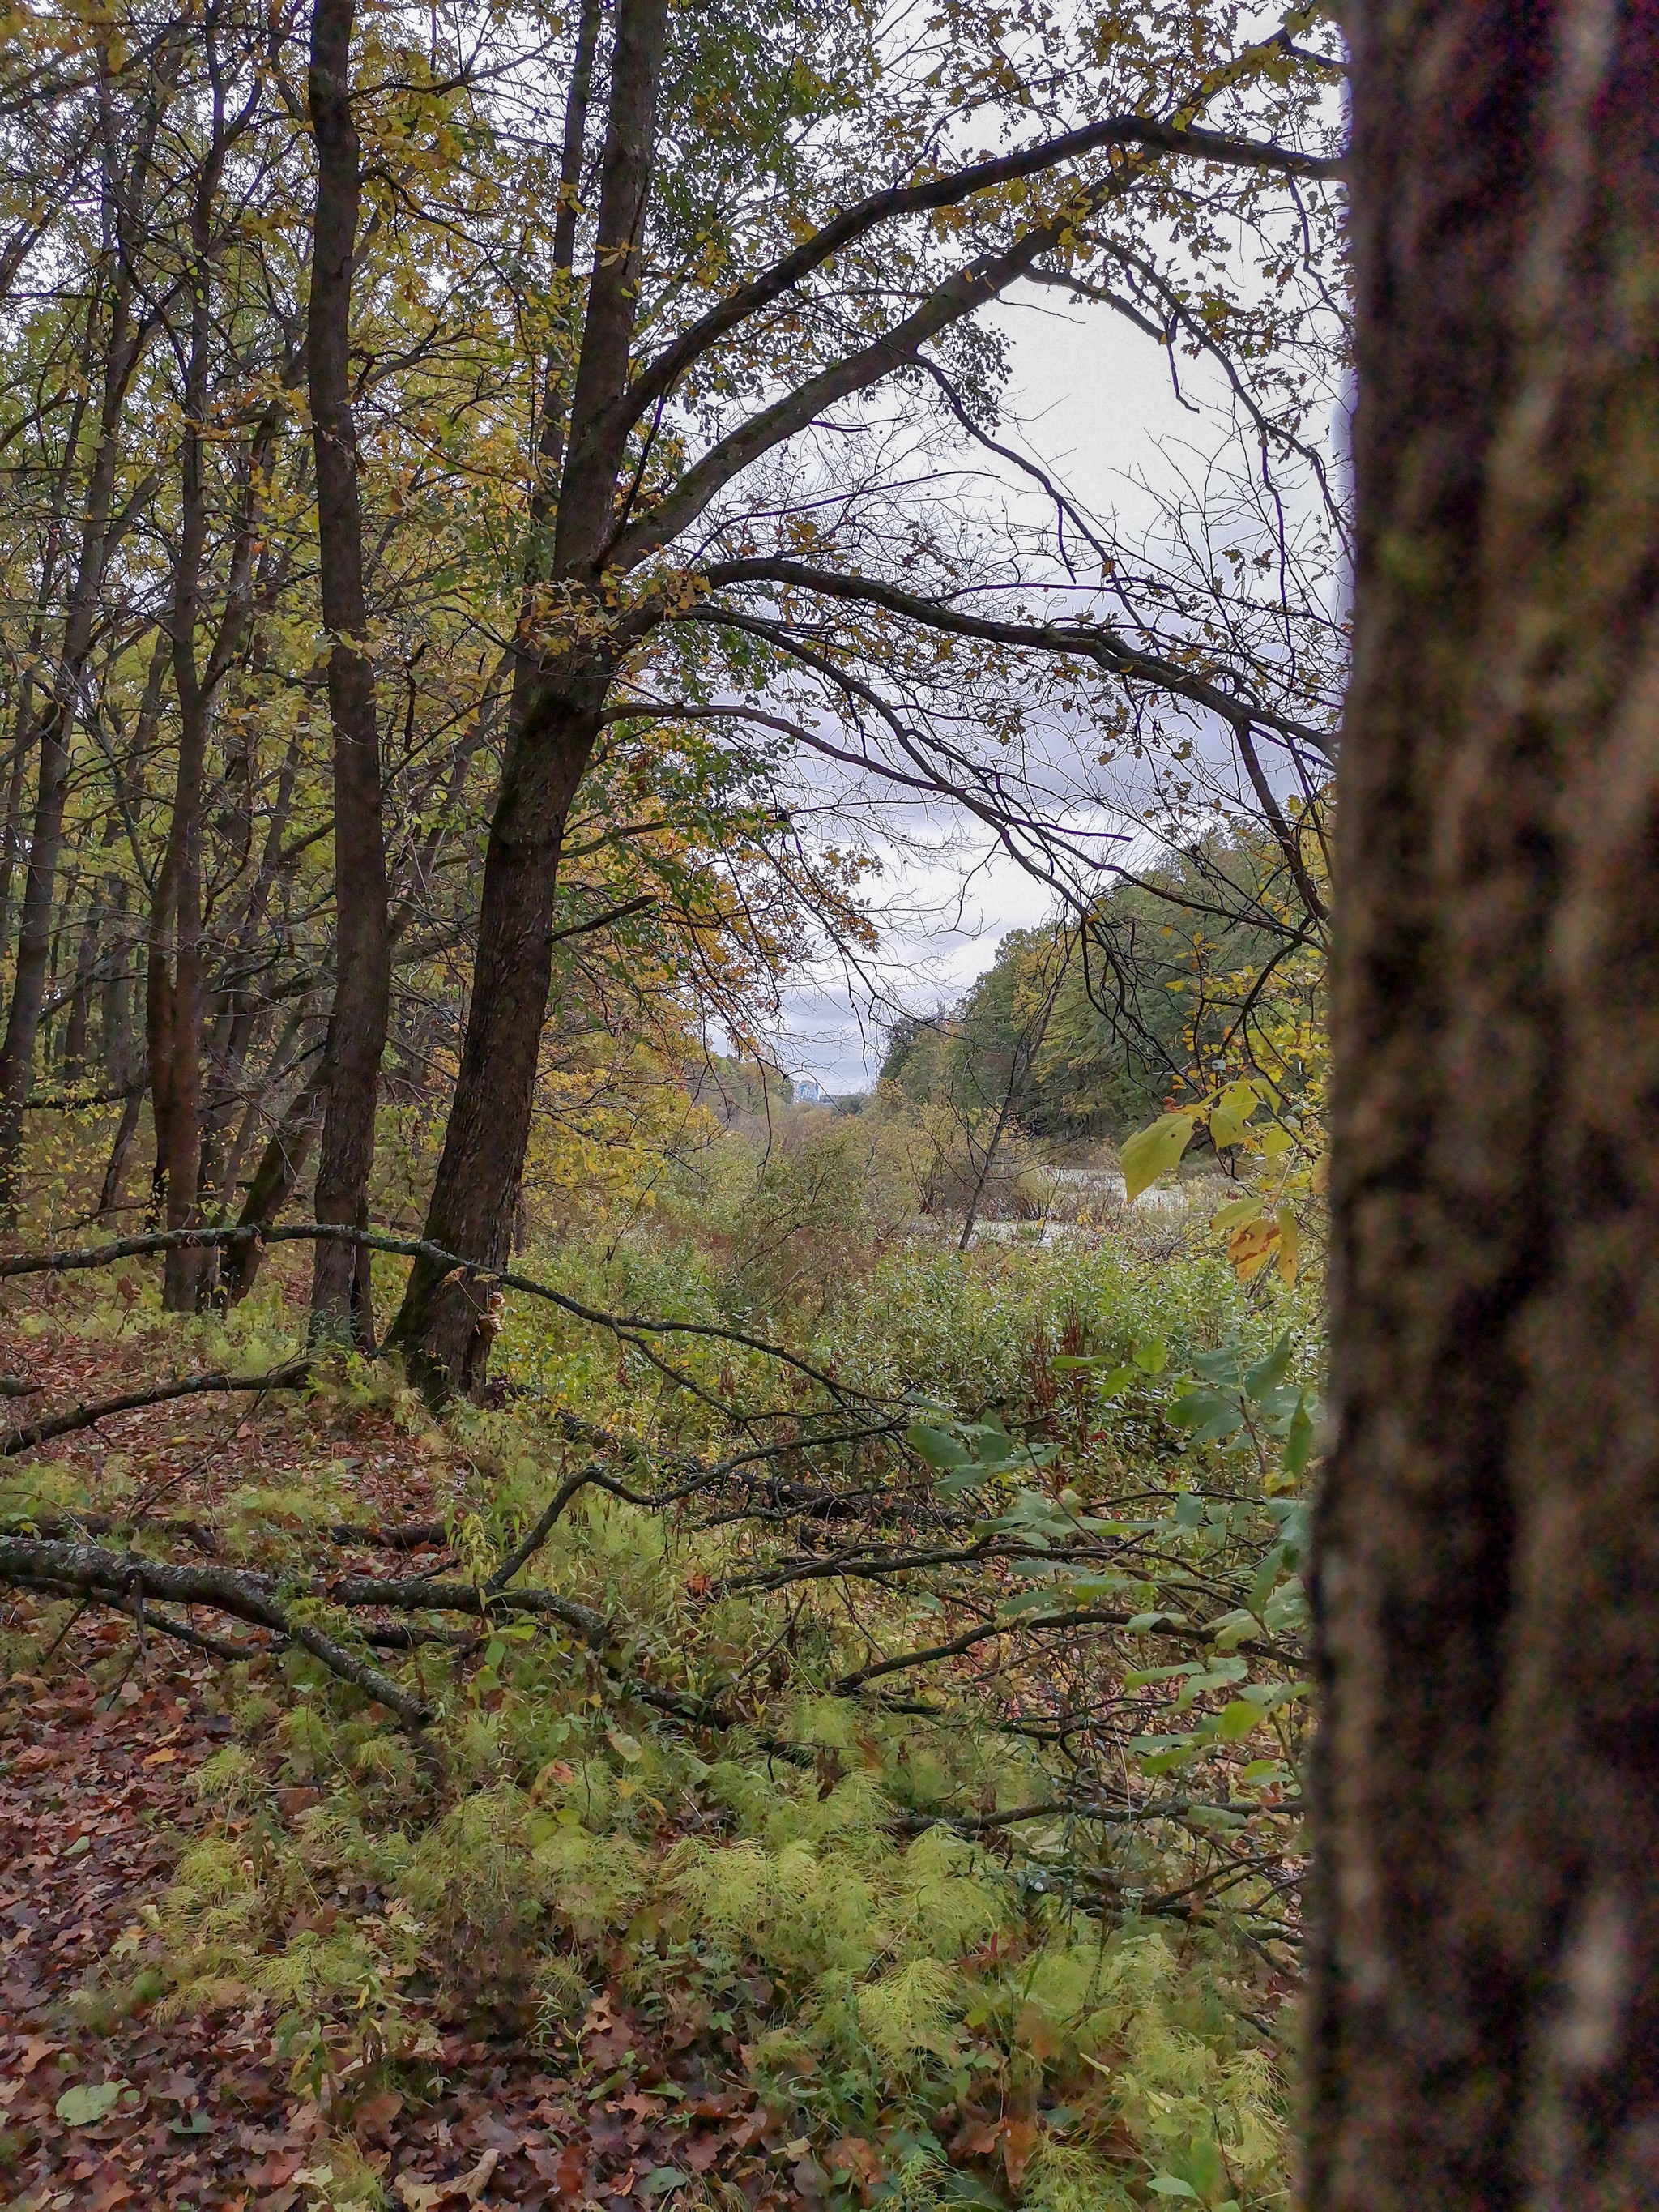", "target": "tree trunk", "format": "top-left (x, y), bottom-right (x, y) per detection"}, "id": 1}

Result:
top-left (96, 1087), bottom-right (144, 1219)
top-left (146, 678), bottom-right (207, 1312)
top-left (62, 895), bottom-right (101, 1076)
top-left (388, 0), bottom-right (670, 1396)
top-left (1307, 4), bottom-right (1659, 2207)
top-left (0, 700), bottom-right (32, 968)
top-left (100, 878), bottom-right (132, 1086)
top-left (305, 0), bottom-right (390, 1347)
top-left (0, 184), bottom-right (155, 1217)
top-left (388, 672), bottom-right (603, 1390)
top-left (221, 1063), bottom-right (326, 1305)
